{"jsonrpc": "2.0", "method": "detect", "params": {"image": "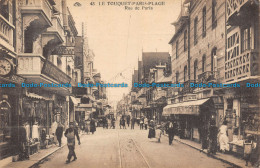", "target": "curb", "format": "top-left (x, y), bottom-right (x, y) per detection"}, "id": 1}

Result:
top-left (29, 133), bottom-right (84, 168)
top-left (173, 138), bottom-right (242, 168)
top-left (29, 144), bottom-right (67, 168)
top-left (163, 134), bottom-right (242, 168)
